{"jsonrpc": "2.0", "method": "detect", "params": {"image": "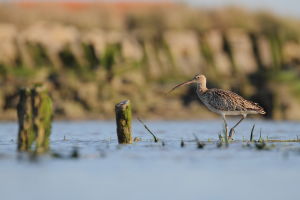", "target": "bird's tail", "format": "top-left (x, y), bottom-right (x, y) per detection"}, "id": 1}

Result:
top-left (249, 101), bottom-right (266, 115)
top-left (255, 104), bottom-right (266, 115)
top-left (259, 109), bottom-right (266, 115)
